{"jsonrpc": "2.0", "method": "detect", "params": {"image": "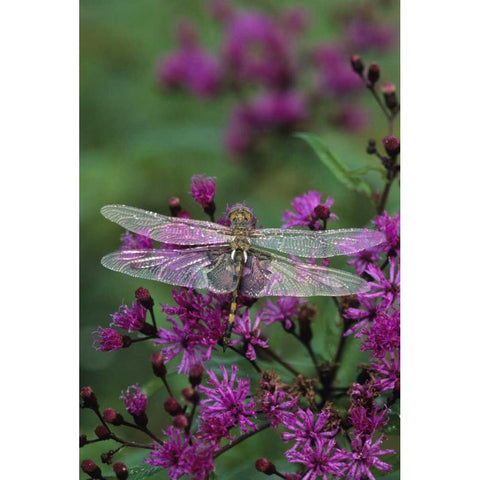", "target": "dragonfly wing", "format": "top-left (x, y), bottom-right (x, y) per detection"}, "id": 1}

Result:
top-left (101, 205), bottom-right (234, 245)
top-left (101, 246), bottom-right (237, 293)
top-left (249, 228), bottom-right (386, 258)
top-left (240, 248), bottom-right (369, 297)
